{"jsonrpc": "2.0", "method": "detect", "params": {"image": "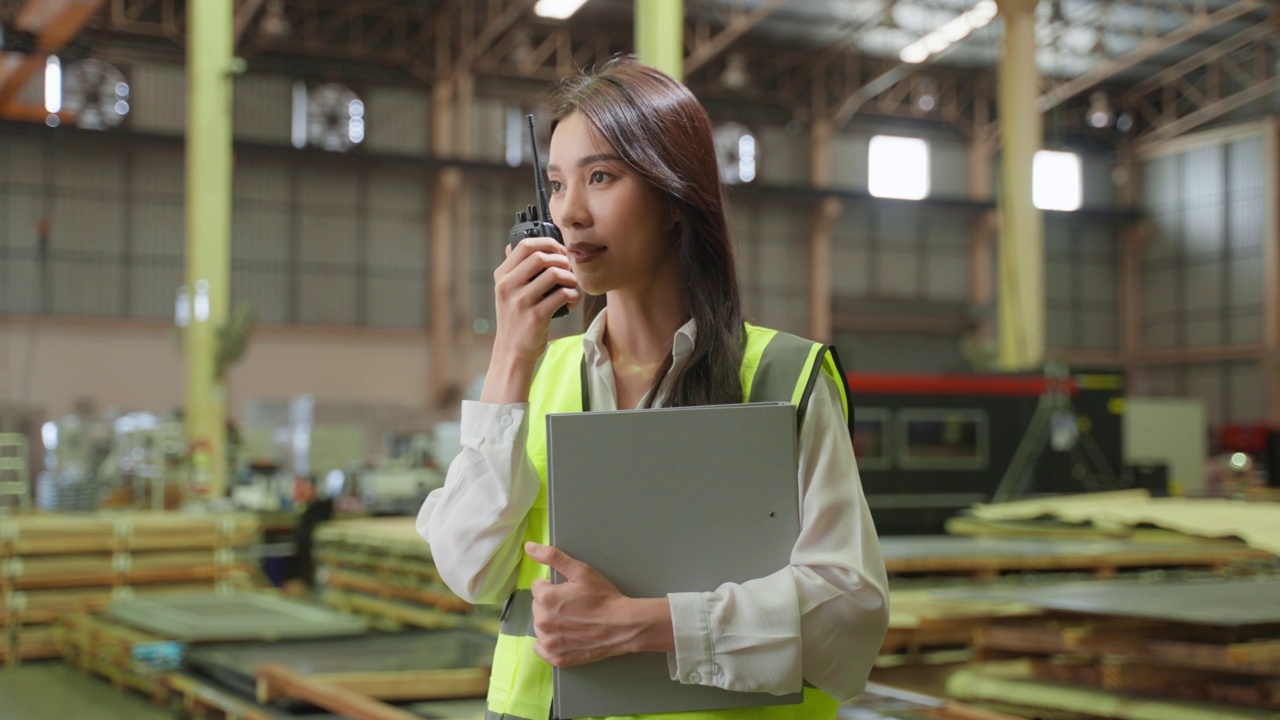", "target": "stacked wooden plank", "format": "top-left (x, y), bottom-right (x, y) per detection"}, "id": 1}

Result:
top-left (970, 616), bottom-right (1280, 711)
top-left (881, 535), bottom-right (1274, 581)
top-left (54, 612), bottom-right (174, 701)
top-left (944, 577), bottom-right (1280, 716)
top-left (315, 518), bottom-right (501, 634)
top-left (880, 588), bottom-right (1042, 658)
top-left (1, 512), bottom-right (260, 664)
